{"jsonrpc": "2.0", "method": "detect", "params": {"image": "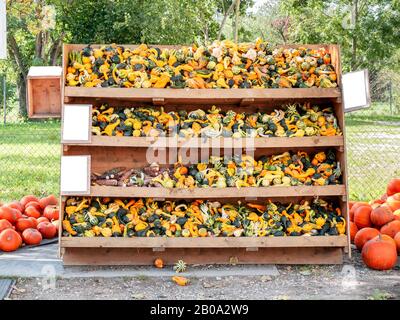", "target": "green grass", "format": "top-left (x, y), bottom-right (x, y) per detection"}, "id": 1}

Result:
top-left (0, 113), bottom-right (399, 202)
top-left (0, 121), bottom-right (61, 202)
